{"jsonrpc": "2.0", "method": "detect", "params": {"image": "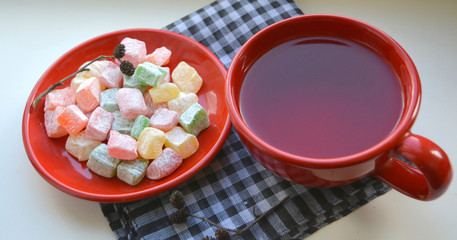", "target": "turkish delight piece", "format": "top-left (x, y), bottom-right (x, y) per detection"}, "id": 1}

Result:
top-left (116, 88), bottom-right (148, 120)
top-left (100, 88), bottom-right (120, 112)
top-left (149, 108), bottom-right (179, 133)
top-left (162, 67), bottom-right (171, 83)
top-left (44, 87), bottom-right (75, 111)
top-left (65, 130), bottom-right (102, 161)
top-left (75, 77), bottom-right (101, 113)
top-left (145, 46), bottom-right (171, 66)
top-left (167, 92), bottom-right (198, 116)
top-left (71, 60), bottom-right (110, 91)
top-left (123, 74), bottom-right (147, 93)
top-left (171, 61), bottom-right (202, 94)
top-left (117, 159), bottom-right (149, 186)
top-left (137, 127), bottom-right (165, 159)
top-left (99, 61), bottom-right (123, 88)
top-left (120, 37), bottom-right (147, 67)
top-left (111, 111), bottom-right (134, 135)
top-left (44, 106), bottom-right (68, 138)
top-left (107, 130), bottom-right (138, 160)
top-left (87, 144), bottom-right (121, 178)
top-left (85, 107), bottom-right (114, 141)
top-left (76, 60), bottom-right (110, 79)
top-left (134, 62), bottom-right (167, 87)
top-left (71, 75), bottom-right (89, 92)
top-left (148, 83), bottom-right (180, 103)
top-left (130, 115), bottom-right (150, 140)
top-left (56, 105), bottom-right (88, 135)
top-left (146, 148), bottom-right (182, 180)
top-left (143, 91), bottom-right (168, 118)
top-left (179, 103), bottom-right (210, 136)
top-left (165, 126), bottom-right (199, 159)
